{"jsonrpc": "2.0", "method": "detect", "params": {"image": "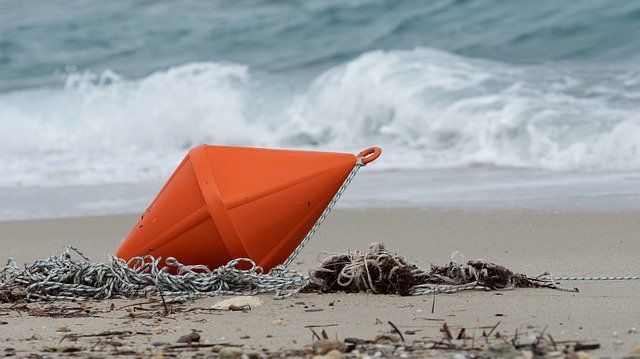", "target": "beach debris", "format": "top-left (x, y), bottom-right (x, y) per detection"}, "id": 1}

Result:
top-left (0, 318), bottom-right (608, 359)
top-left (211, 296), bottom-right (261, 311)
top-left (55, 324), bottom-right (71, 333)
top-left (573, 343), bottom-right (600, 351)
top-left (3, 348), bottom-right (15, 356)
top-left (2, 243), bottom-right (637, 303)
top-left (176, 330), bottom-right (200, 344)
top-left (373, 333), bottom-right (401, 344)
top-left (386, 321), bottom-right (405, 342)
top-left (42, 344), bottom-right (84, 353)
top-left (440, 322), bottom-right (454, 341)
top-left (305, 243), bottom-right (578, 296)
